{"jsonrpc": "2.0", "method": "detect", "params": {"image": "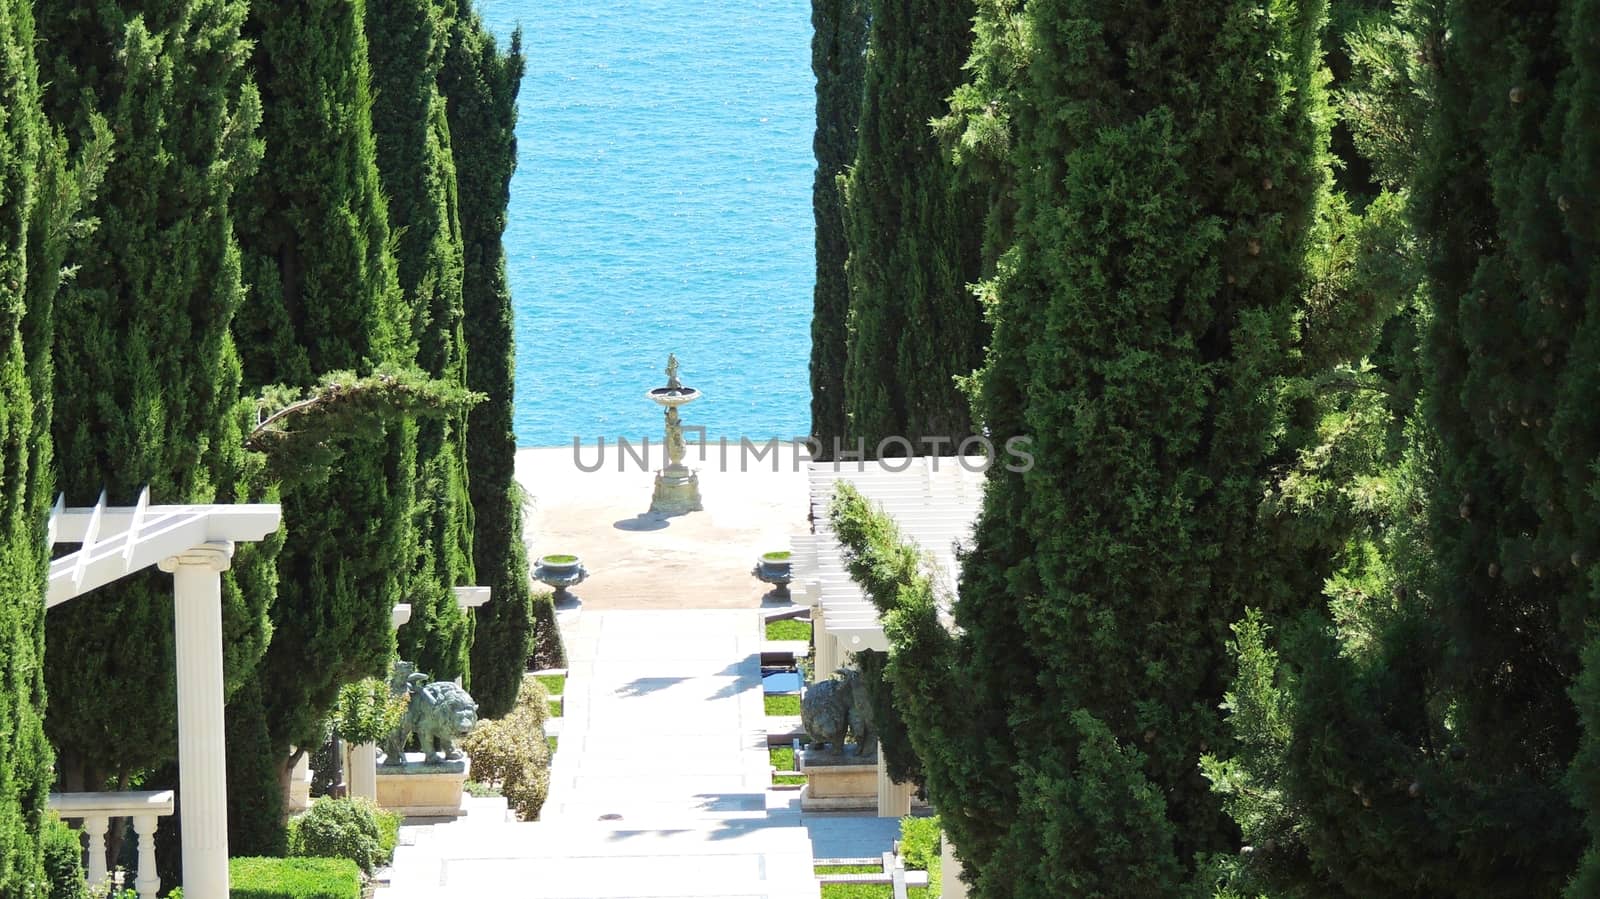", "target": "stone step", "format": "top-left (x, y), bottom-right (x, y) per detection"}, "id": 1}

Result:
top-left (381, 819), bottom-right (818, 899)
